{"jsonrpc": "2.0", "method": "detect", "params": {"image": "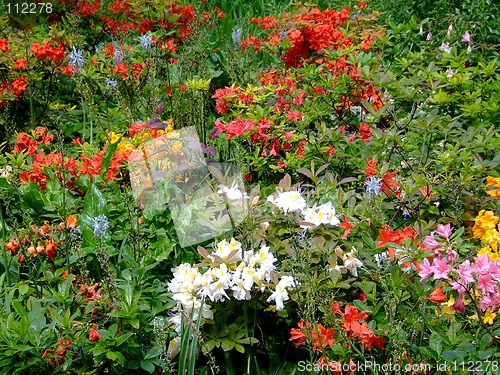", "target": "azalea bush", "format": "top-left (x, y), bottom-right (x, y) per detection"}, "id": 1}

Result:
top-left (1, 0), bottom-right (500, 374)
